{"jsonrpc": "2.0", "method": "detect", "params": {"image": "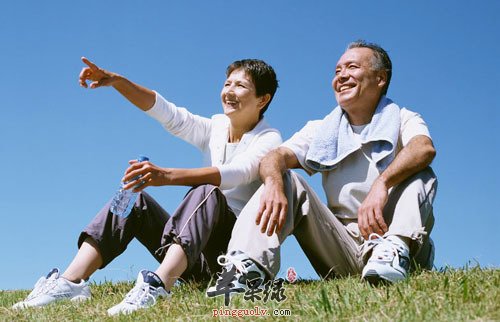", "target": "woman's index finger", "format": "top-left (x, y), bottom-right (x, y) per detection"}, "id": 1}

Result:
top-left (81, 56), bottom-right (99, 70)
